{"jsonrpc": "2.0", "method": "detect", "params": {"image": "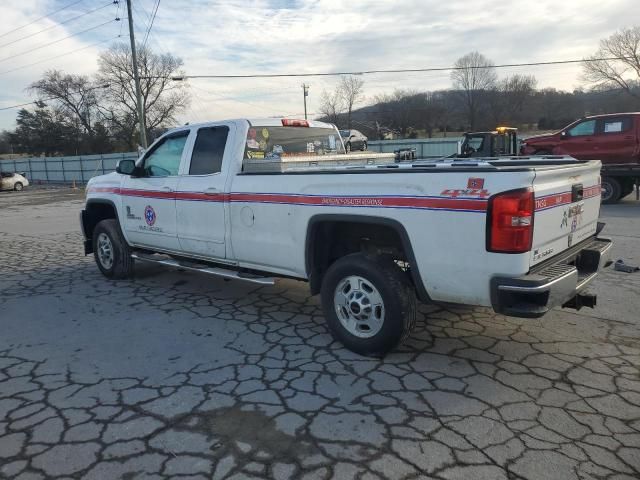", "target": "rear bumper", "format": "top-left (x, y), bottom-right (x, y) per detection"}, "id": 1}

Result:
top-left (491, 236), bottom-right (612, 318)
